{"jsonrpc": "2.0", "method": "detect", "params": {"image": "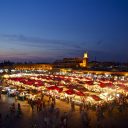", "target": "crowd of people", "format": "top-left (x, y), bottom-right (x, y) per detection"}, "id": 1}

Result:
top-left (0, 90), bottom-right (128, 128)
top-left (28, 95), bottom-right (70, 128)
